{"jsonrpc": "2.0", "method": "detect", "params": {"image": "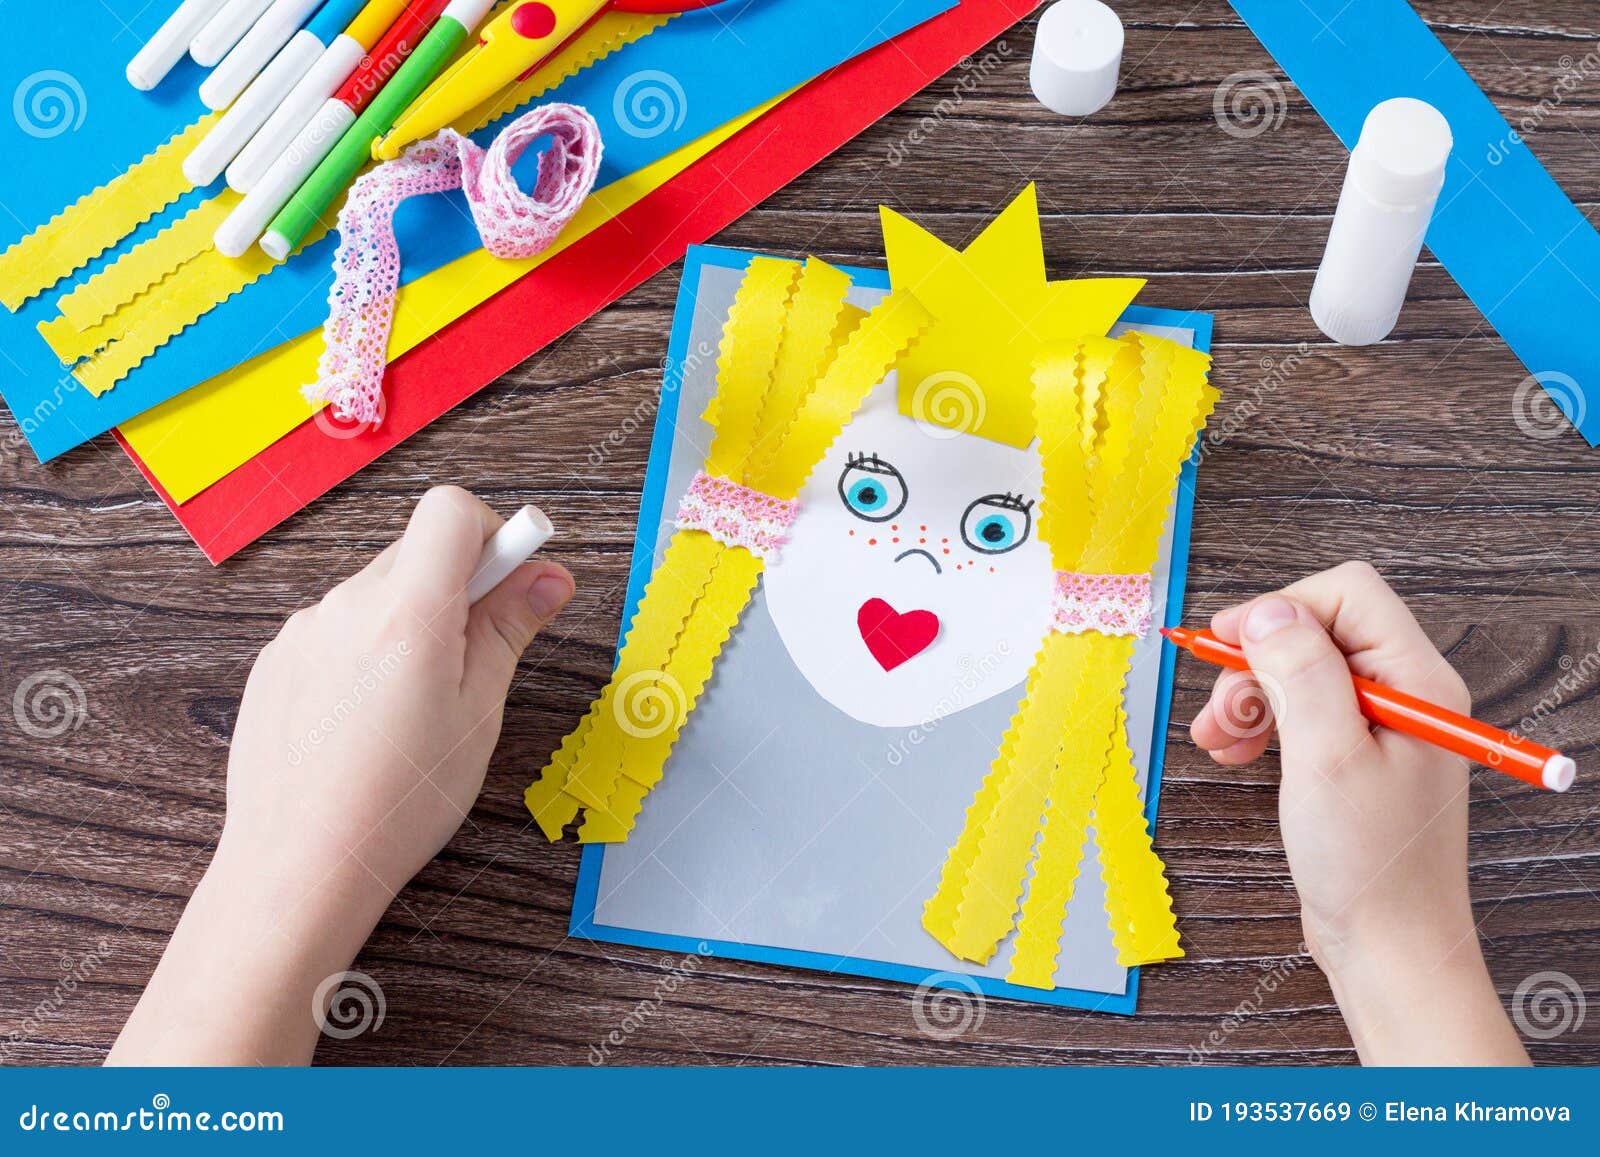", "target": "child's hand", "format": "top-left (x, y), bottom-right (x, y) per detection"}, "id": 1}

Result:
top-left (222, 486), bottom-right (573, 902)
top-left (1188, 561), bottom-right (1527, 1064)
top-left (110, 487), bottom-right (573, 1065)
